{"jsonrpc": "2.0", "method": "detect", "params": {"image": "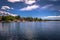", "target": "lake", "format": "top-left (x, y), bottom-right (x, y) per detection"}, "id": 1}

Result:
top-left (0, 21), bottom-right (60, 40)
